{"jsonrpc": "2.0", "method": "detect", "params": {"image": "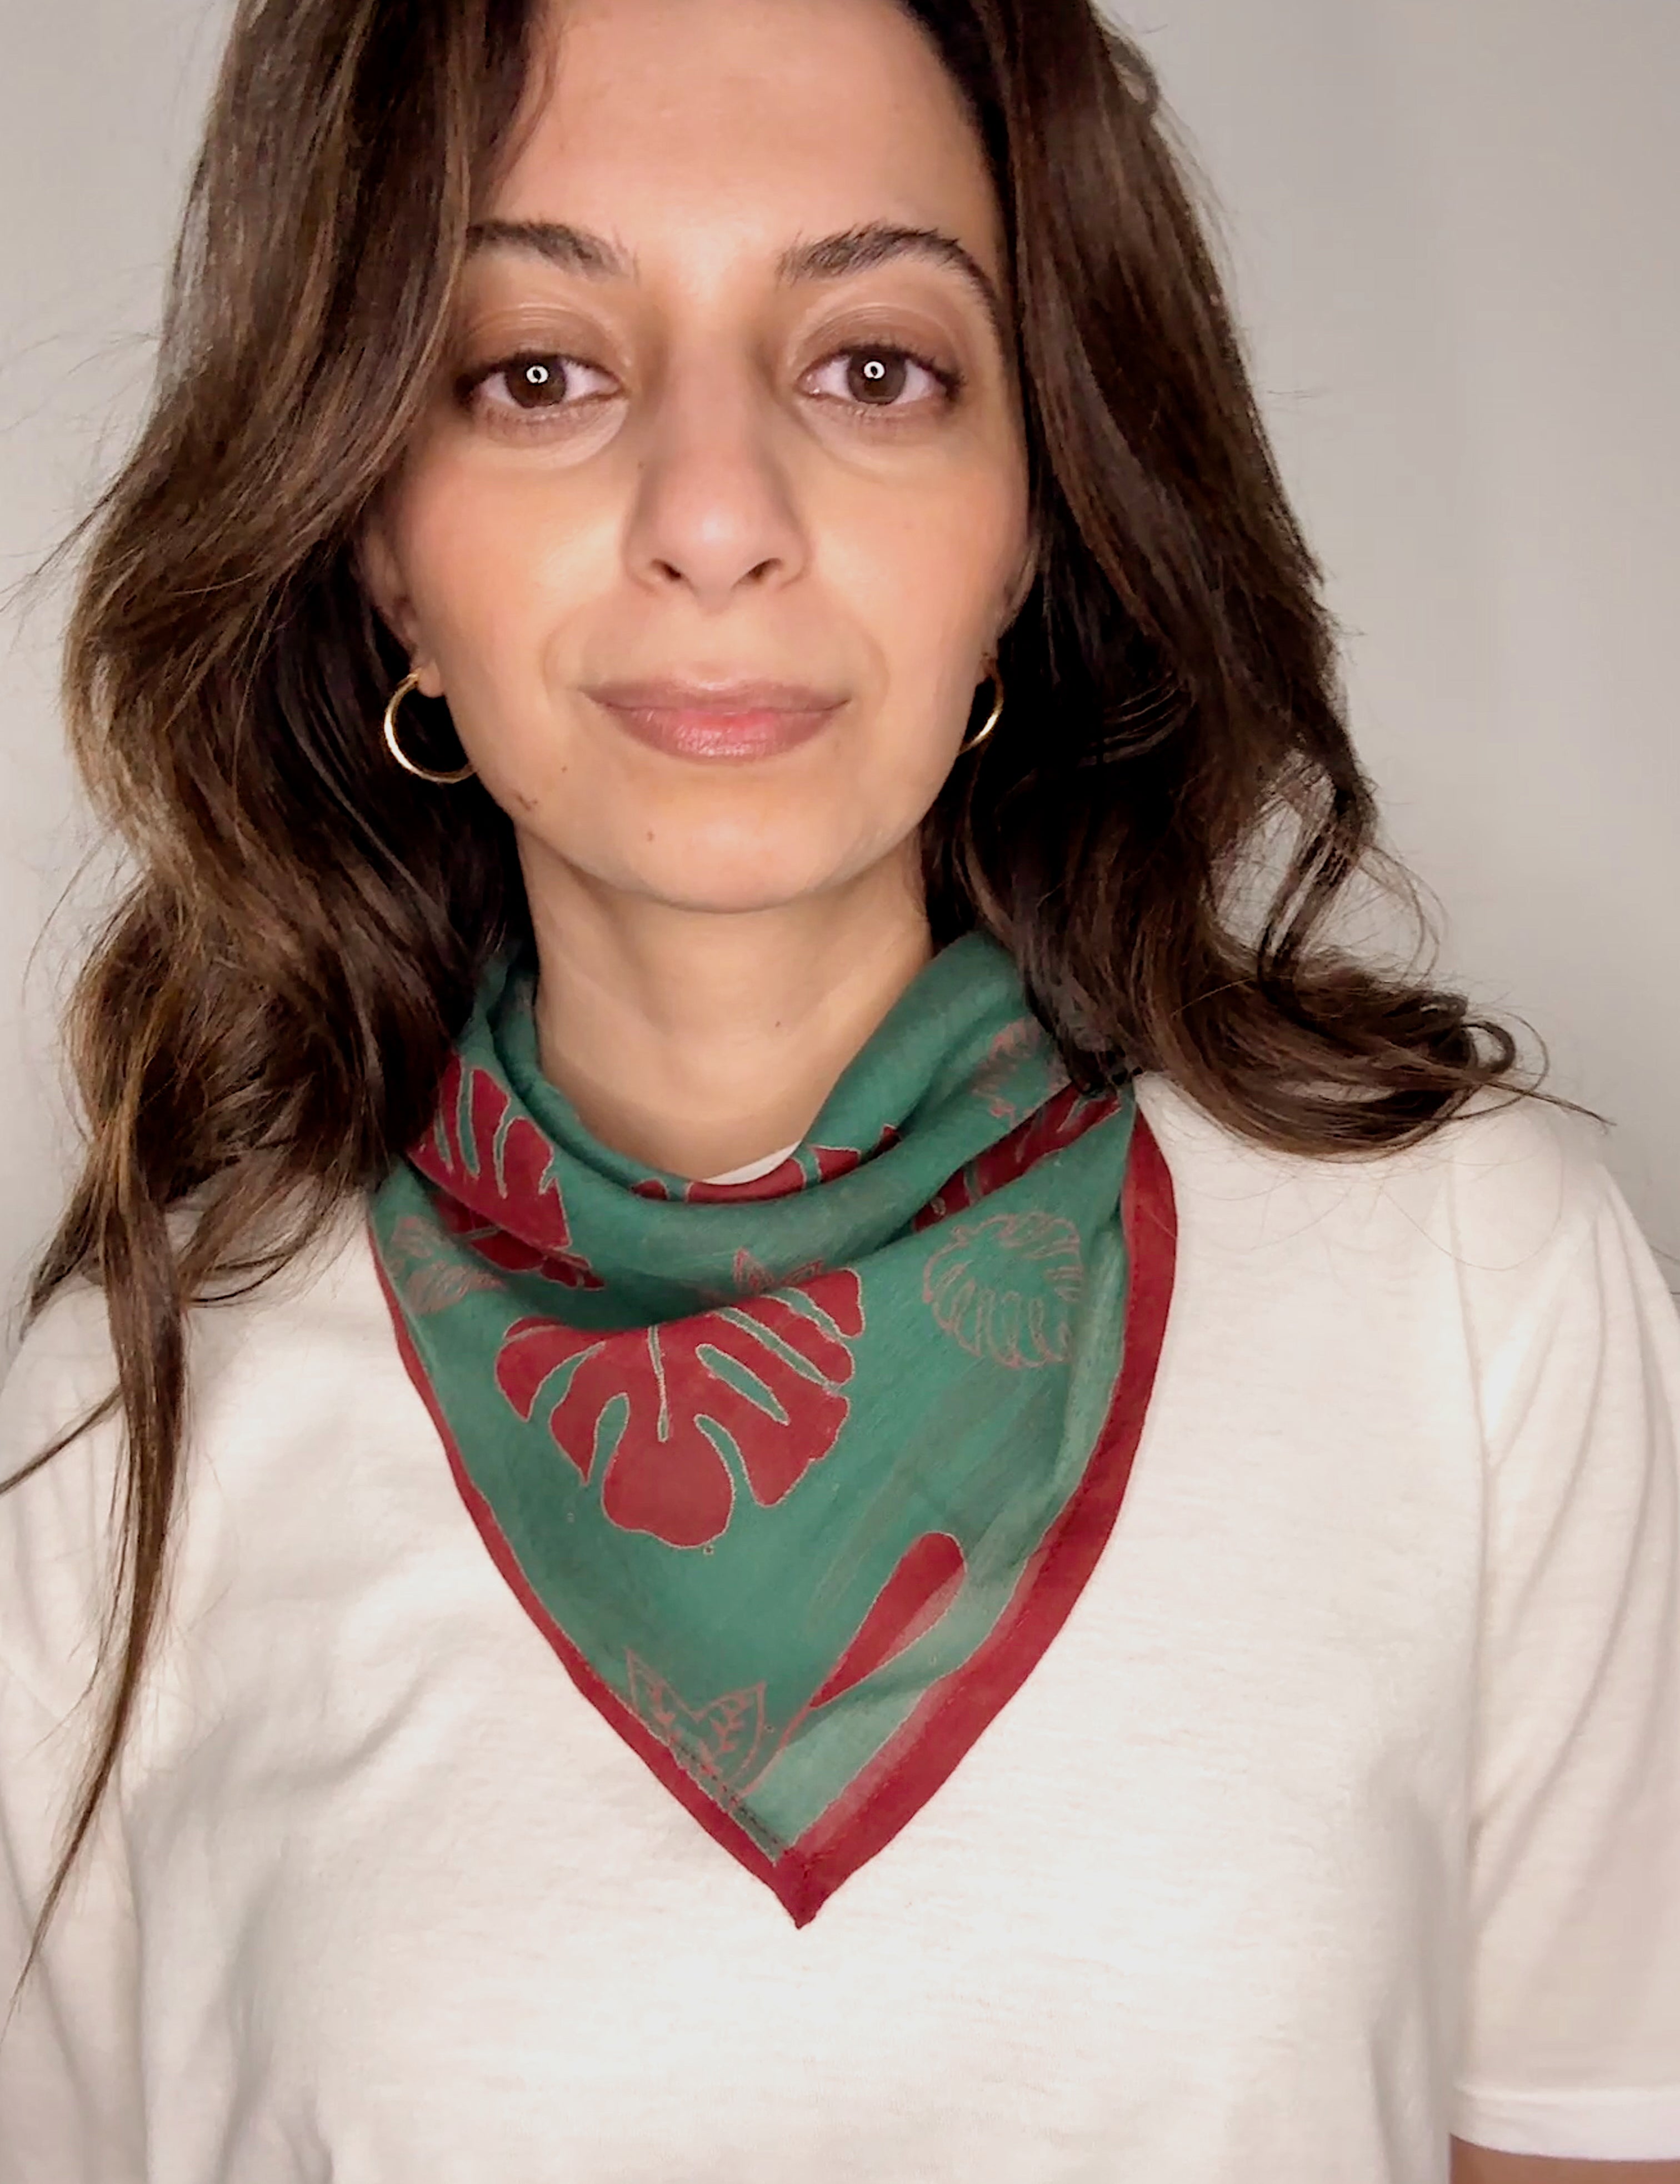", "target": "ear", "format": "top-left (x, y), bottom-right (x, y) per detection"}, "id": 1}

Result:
top-left (354, 502), bottom-right (444, 697)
